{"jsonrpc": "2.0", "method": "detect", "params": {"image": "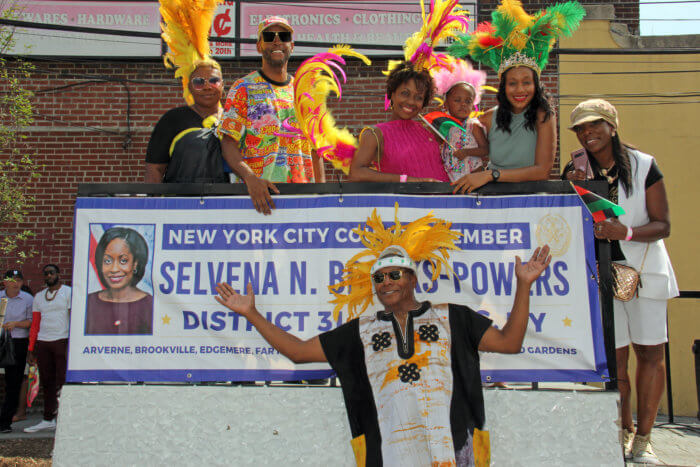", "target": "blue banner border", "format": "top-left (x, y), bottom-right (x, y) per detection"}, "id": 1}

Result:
top-left (68, 194), bottom-right (608, 383)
